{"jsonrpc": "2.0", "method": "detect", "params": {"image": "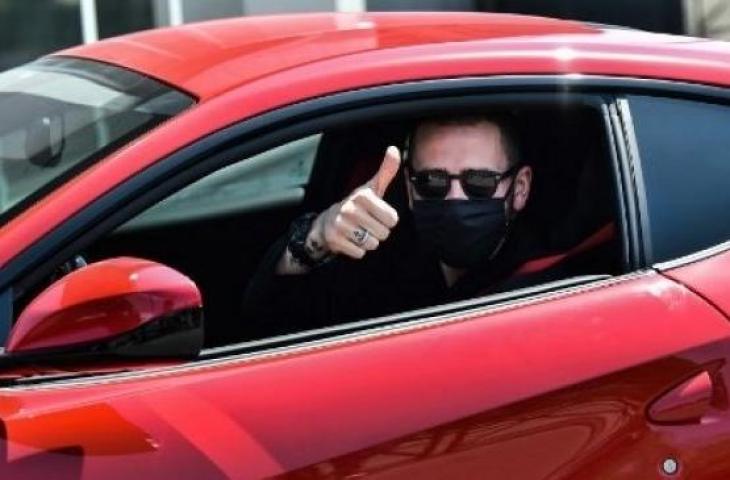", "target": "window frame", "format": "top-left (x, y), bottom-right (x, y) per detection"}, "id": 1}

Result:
top-left (0, 75), bottom-right (646, 381)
